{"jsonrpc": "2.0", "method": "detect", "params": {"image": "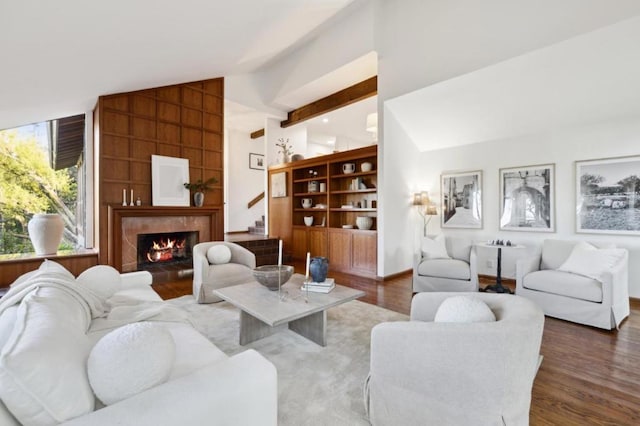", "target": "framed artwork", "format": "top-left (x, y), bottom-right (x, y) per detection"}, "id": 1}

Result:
top-left (441, 170), bottom-right (483, 229)
top-left (576, 155), bottom-right (640, 235)
top-left (271, 171), bottom-right (287, 198)
top-left (249, 153), bottom-right (264, 170)
top-left (499, 163), bottom-right (555, 232)
top-left (151, 155), bottom-right (190, 207)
